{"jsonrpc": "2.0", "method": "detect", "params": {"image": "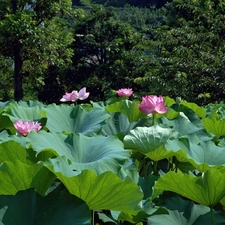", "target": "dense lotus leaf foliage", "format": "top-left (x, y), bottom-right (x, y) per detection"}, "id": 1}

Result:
top-left (0, 96), bottom-right (224, 224)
